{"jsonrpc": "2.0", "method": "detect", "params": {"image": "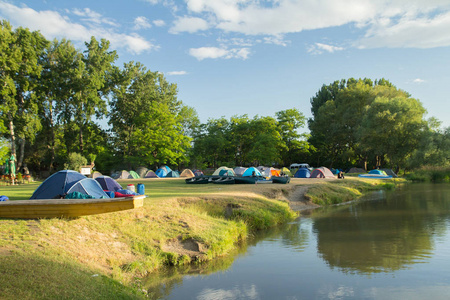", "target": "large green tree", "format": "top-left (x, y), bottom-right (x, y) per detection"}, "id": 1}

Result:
top-left (109, 62), bottom-right (193, 169)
